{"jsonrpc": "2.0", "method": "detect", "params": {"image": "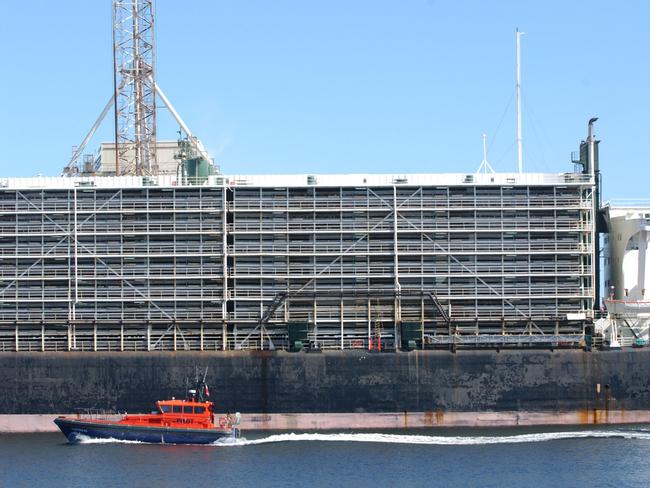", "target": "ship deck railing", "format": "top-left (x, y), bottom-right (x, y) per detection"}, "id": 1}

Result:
top-left (0, 171), bottom-right (594, 190)
top-left (423, 334), bottom-right (585, 346)
top-left (73, 408), bottom-right (121, 421)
